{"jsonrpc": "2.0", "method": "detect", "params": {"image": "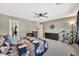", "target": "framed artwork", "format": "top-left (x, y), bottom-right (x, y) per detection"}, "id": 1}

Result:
top-left (50, 24), bottom-right (55, 29)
